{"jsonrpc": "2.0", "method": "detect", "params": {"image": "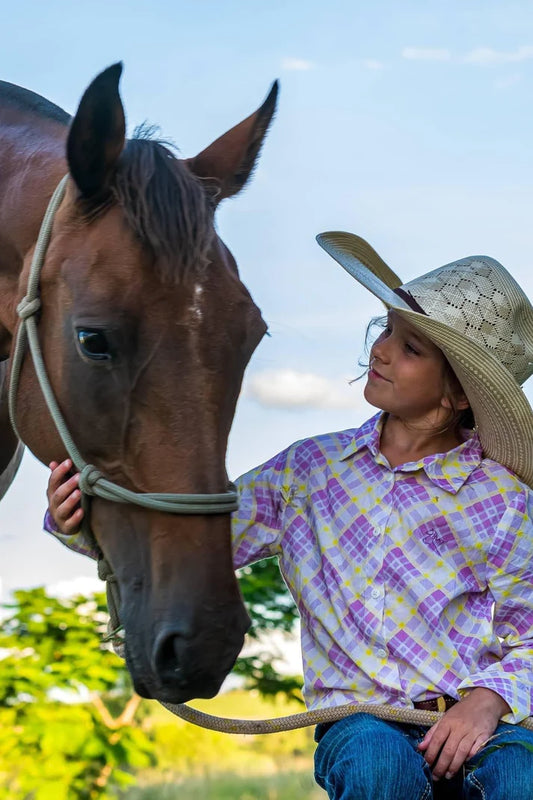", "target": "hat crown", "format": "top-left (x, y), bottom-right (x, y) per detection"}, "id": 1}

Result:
top-left (404, 257), bottom-right (533, 386)
top-left (316, 230), bottom-right (533, 486)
